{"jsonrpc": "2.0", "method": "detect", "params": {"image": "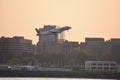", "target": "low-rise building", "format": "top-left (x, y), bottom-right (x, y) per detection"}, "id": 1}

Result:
top-left (85, 61), bottom-right (117, 72)
top-left (0, 36), bottom-right (33, 63)
top-left (0, 36), bottom-right (33, 54)
top-left (80, 38), bottom-right (105, 55)
top-left (105, 38), bottom-right (120, 53)
top-left (63, 40), bottom-right (79, 54)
